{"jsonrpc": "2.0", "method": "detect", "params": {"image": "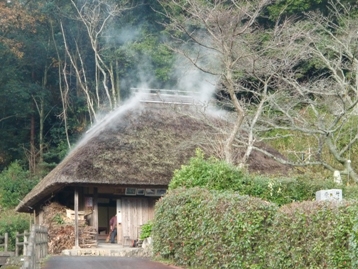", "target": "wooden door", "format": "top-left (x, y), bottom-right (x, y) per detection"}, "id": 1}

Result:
top-left (121, 197), bottom-right (155, 241)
